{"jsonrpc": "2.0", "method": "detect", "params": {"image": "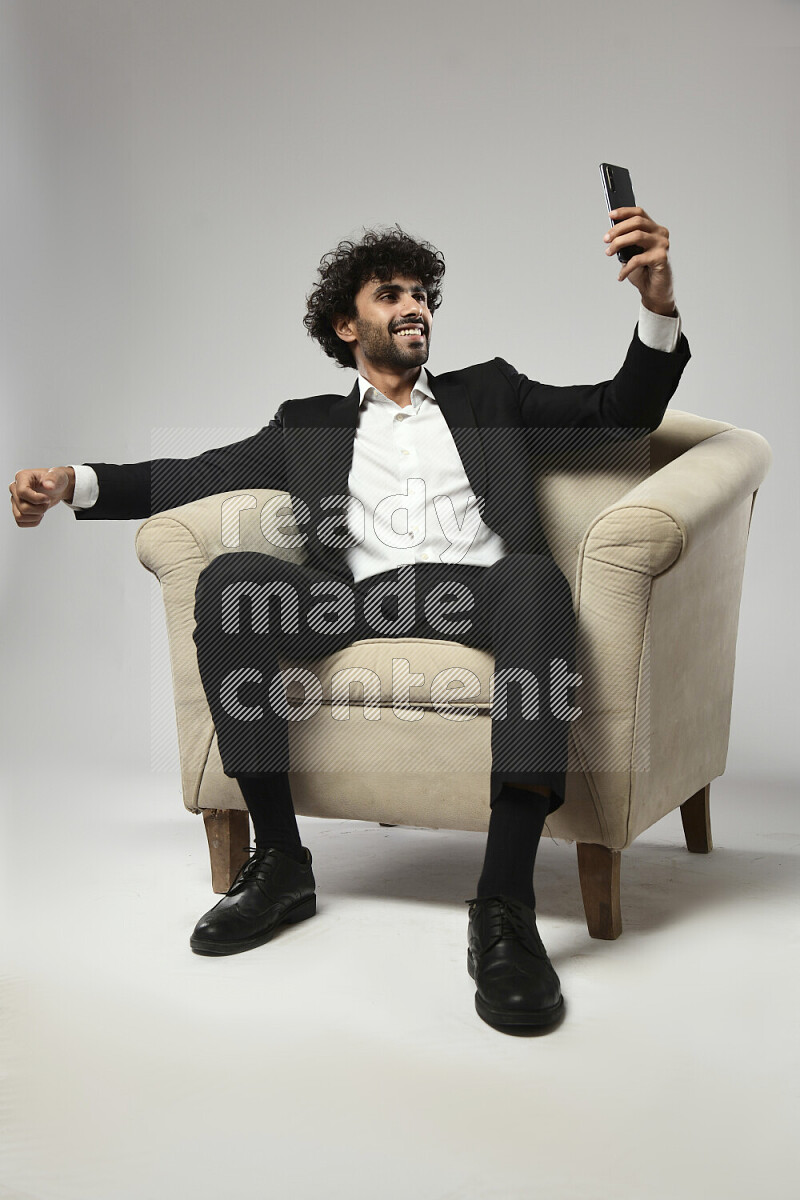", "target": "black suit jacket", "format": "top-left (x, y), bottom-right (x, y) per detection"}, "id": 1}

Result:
top-left (76, 325), bottom-right (691, 579)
